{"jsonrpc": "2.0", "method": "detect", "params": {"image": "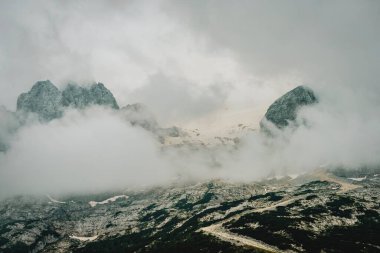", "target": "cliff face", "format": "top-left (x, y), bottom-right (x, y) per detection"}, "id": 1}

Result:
top-left (16, 81), bottom-right (119, 121)
top-left (260, 85), bottom-right (318, 132)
